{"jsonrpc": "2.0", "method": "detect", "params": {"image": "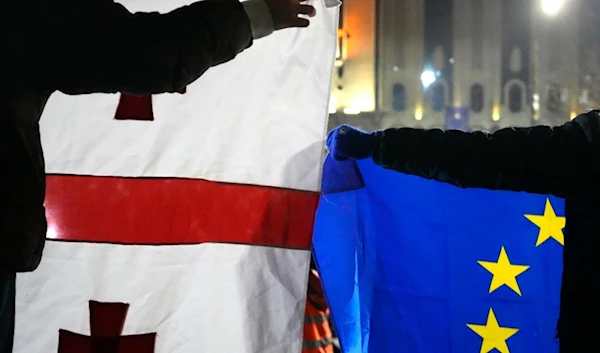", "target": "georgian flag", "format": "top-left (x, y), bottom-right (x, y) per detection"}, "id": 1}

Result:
top-left (14, 0), bottom-right (339, 352)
